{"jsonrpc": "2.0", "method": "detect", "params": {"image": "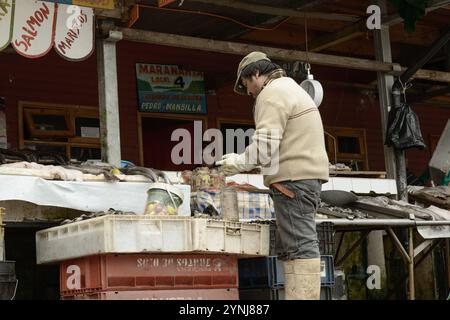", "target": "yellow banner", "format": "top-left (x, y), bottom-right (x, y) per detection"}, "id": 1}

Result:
top-left (73, 0), bottom-right (114, 9)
